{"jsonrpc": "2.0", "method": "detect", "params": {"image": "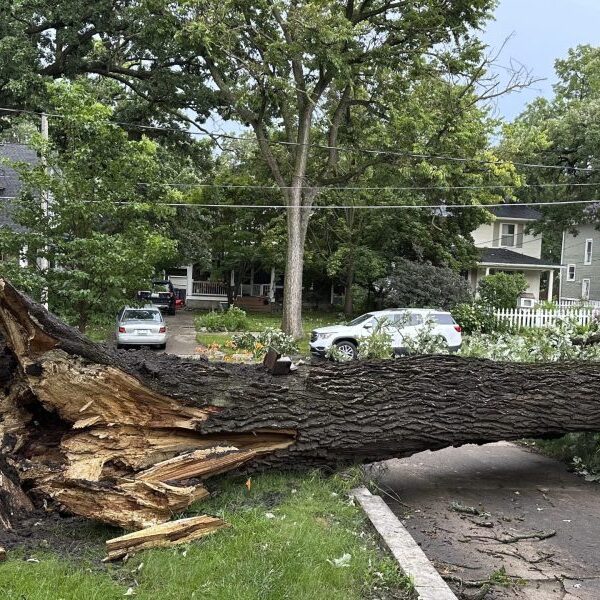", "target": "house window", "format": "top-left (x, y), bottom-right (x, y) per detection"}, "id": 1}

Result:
top-left (567, 264), bottom-right (576, 281)
top-left (500, 223), bottom-right (516, 247)
top-left (582, 278), bottom-right (591, 300)
top-left (585, 239), bottom-right (593, 265)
